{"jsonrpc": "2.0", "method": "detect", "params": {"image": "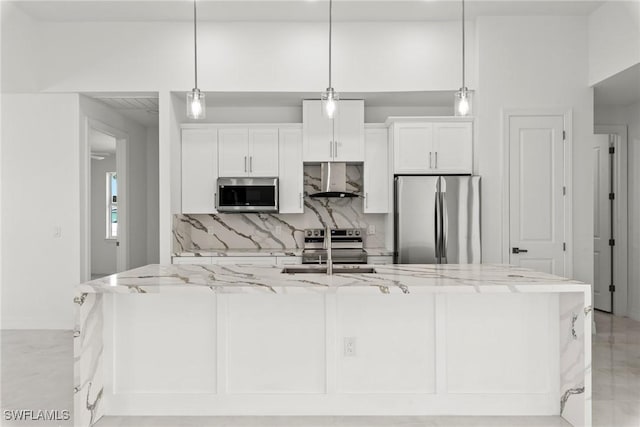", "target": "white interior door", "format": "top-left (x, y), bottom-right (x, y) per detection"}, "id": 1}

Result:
top-left (593, 134), bottom-right (612, 312)
top-left (509, 116), bottom-right (565, 275)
